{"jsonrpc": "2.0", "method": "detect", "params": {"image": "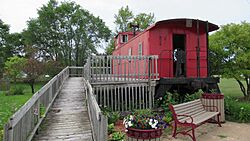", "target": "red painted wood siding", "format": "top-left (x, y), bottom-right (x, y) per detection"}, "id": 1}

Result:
top-left (112, 19), bottom-right (215, 79)
top-left (113, 32), bottom-right (151, 77)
